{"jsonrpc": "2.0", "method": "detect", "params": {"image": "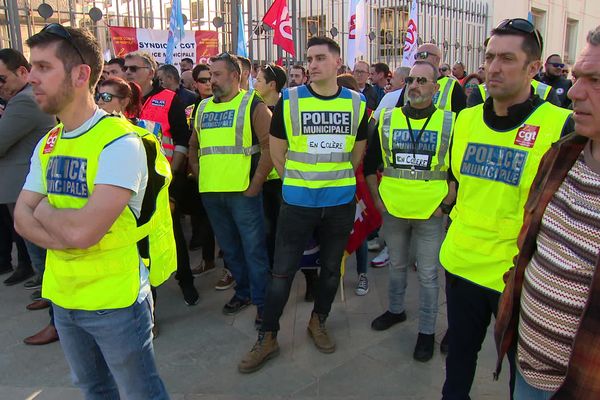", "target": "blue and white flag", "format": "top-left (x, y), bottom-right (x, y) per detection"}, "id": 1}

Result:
top-left (236, 3), bottom-right (248, 58)
top-left (166, 0), bottom-right (185, 65)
